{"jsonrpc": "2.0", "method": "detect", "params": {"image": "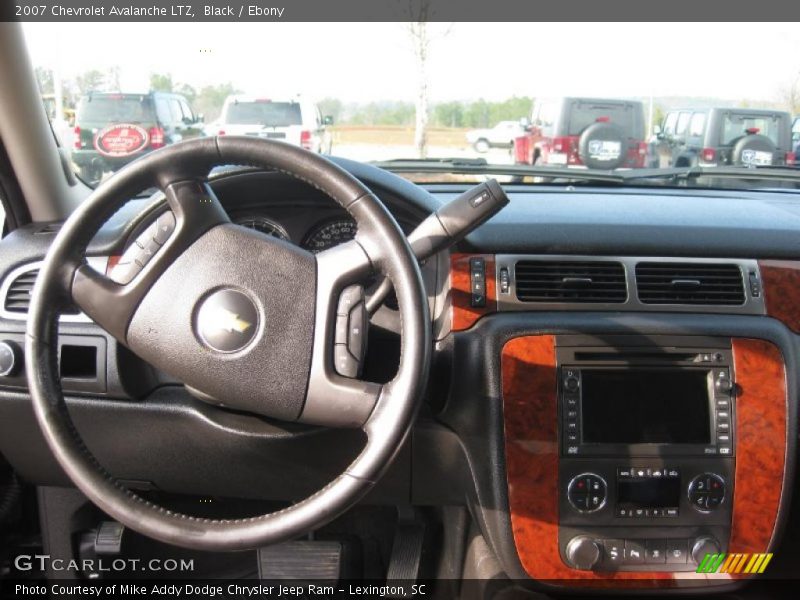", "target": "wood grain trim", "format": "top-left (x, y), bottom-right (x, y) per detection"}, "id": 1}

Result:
top-left (729, 339), bottom-right (786, 559)
top-left (450, 253), bottom-right (496, 331)
top-left (501, 335), bottom-right (787, 586)
top-left (760, 260), bottom-right (800, 332)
